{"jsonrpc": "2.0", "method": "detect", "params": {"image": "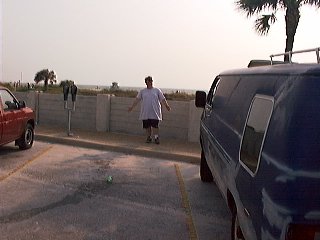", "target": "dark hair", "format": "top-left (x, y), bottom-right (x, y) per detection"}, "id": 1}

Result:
top-left (145, 76), bottom-right (153, 83)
